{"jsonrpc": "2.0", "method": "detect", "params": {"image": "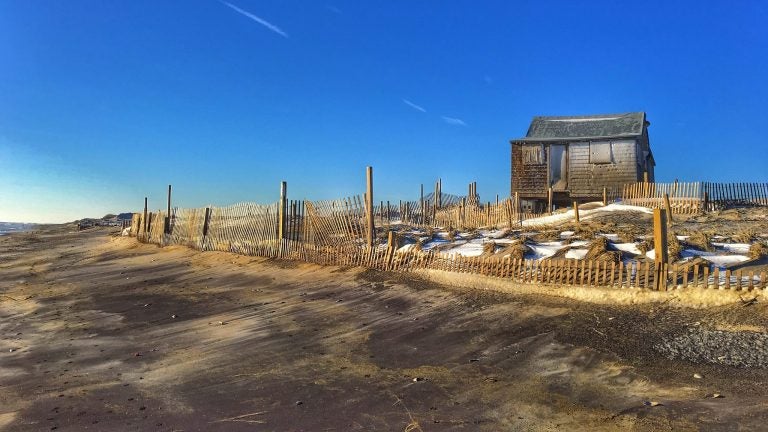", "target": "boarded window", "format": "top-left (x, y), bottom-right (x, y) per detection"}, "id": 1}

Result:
top-left (589, 141), bottom-right (612, 164)
top-left (522, 145), bottom-right (544, 165)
